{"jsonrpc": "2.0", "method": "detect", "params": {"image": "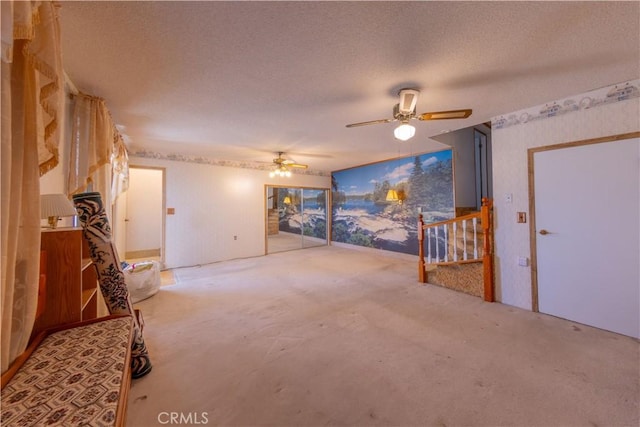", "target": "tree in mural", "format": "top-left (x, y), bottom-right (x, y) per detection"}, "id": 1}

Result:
top-left (408, 156), bottom-right (427, 208)
top-left (348, 229), bottom-right (374, 247)
top-left (330, 149), bottom-right (454, 255)
top-left (373, 180), bottom-right (391, 204)
top-left (424, 158), bottom-right (454, 212)
top-left (331, 175), bottom-right (344, 242)
top-left (332, 220), bottom-right (348, 242)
